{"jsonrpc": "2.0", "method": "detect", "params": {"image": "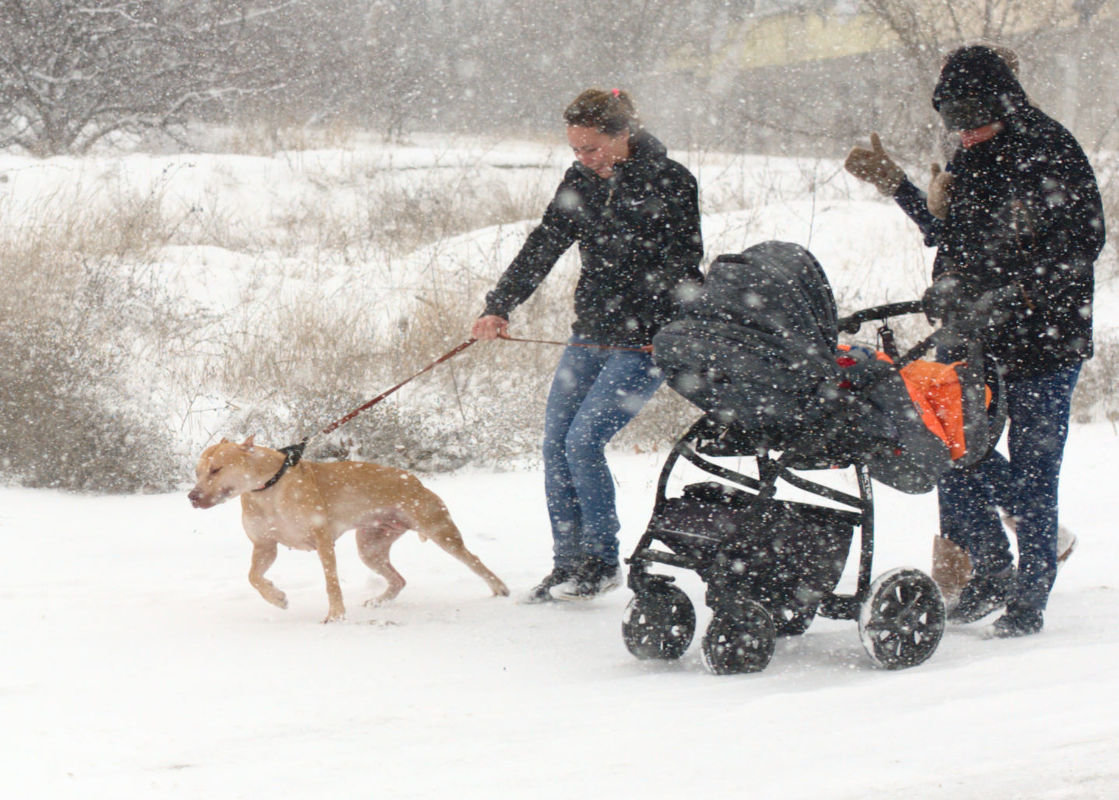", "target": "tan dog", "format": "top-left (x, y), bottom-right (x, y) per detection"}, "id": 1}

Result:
top-left (188, 437), bottom-right (508, 621)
